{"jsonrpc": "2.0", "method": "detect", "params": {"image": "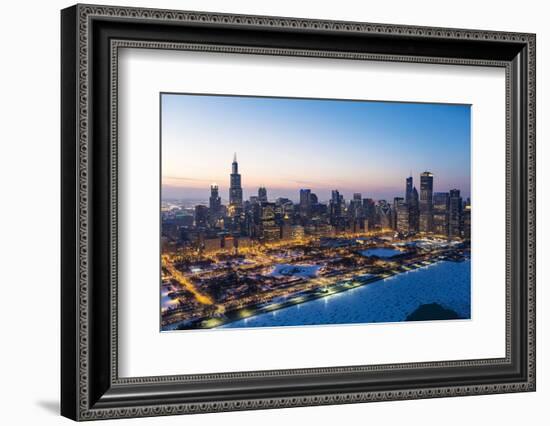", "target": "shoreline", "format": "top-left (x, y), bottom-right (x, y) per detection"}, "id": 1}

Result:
top-left (164, 254), bottom-right (469, 331)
